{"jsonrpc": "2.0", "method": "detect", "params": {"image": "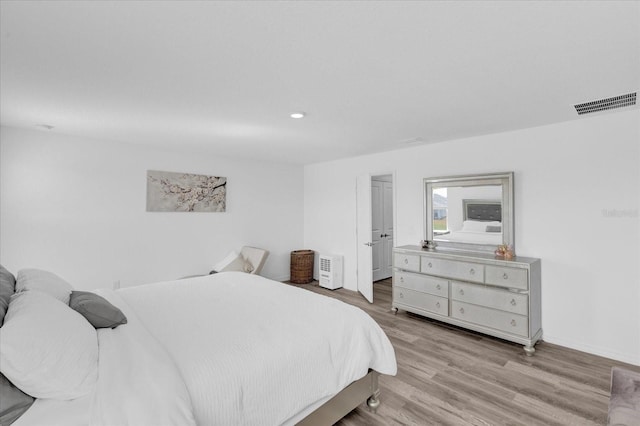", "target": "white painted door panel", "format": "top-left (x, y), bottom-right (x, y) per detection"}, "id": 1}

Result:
top-left (356, 174), bottom-right (373, 303)
top-left (371, 180), bottom-right (384, 281)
